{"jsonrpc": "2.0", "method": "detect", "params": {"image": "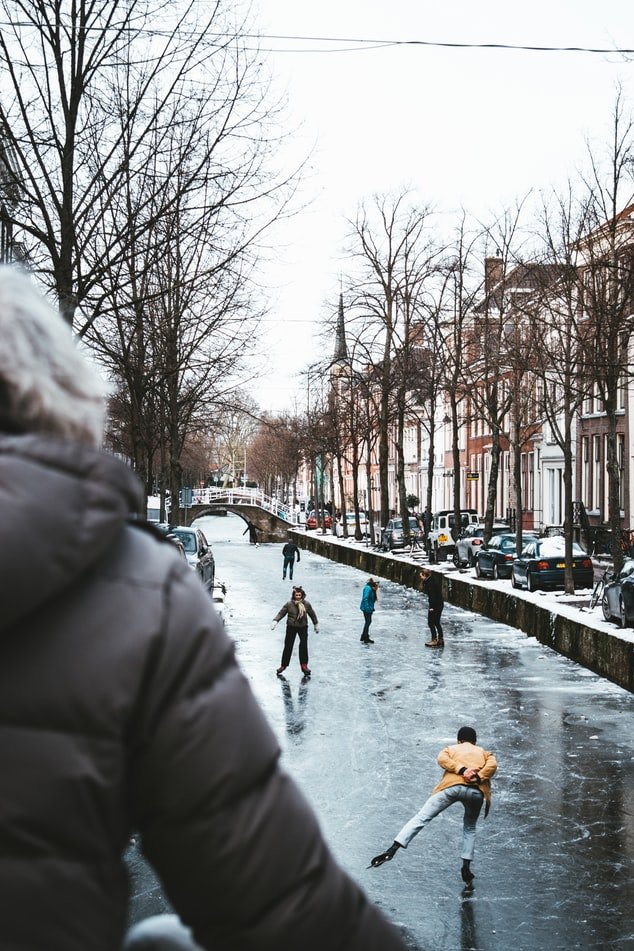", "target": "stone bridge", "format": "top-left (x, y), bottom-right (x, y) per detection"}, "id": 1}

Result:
top-left (183, 500), bottom-right (293, 543)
